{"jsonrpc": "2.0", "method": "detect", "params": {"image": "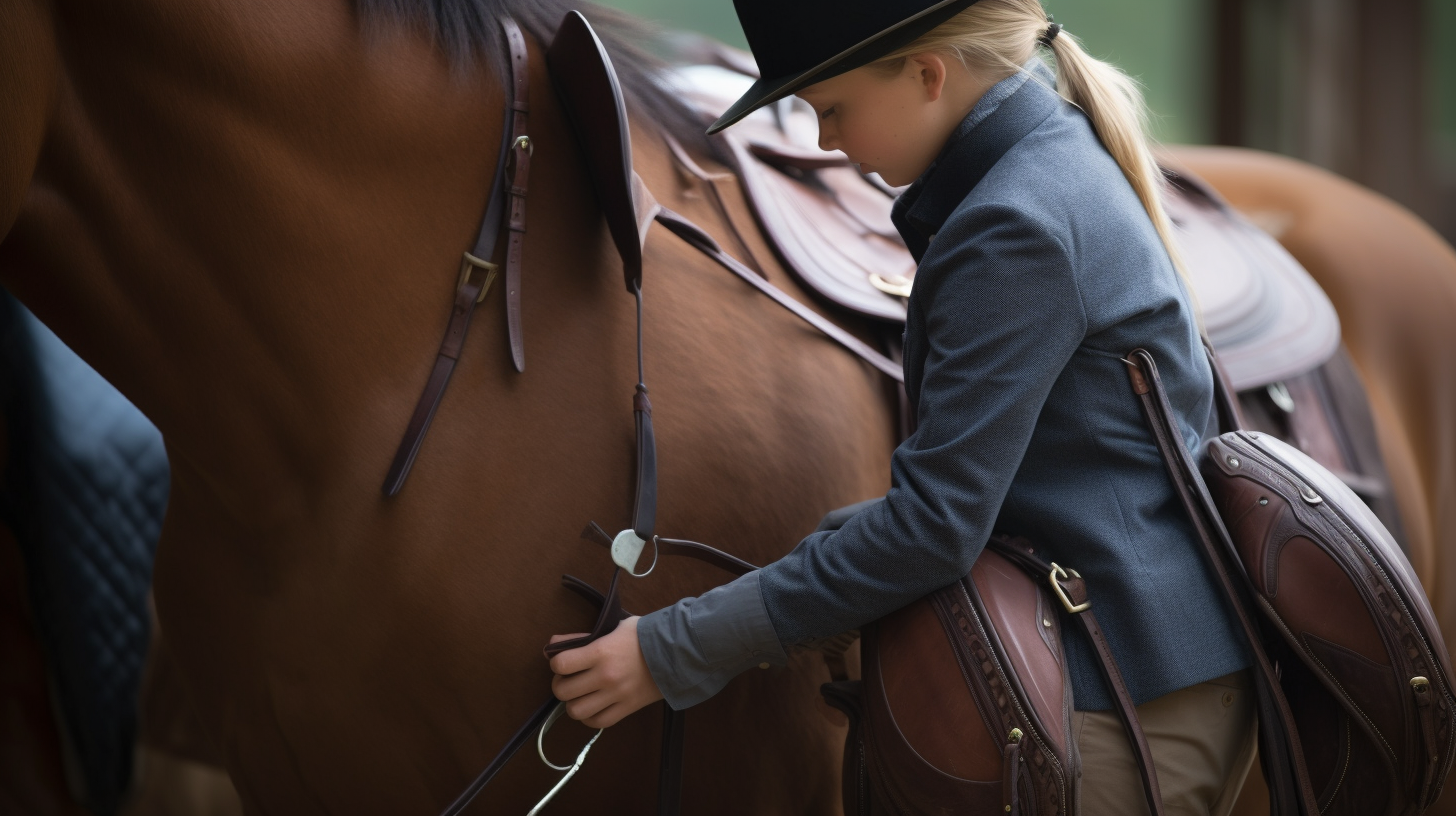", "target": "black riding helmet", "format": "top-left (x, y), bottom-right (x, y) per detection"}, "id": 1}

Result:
top-left (708, 0), bottom-right (984, 134)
